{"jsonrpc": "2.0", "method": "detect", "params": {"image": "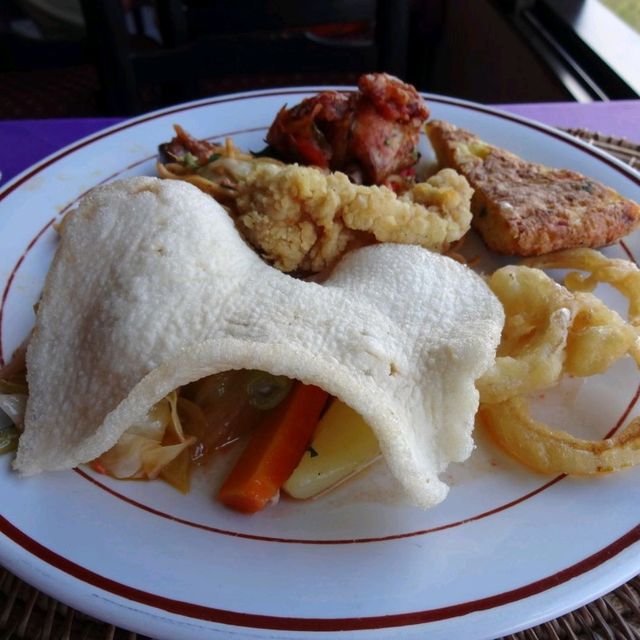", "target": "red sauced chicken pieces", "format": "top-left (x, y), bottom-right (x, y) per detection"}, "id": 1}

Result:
top-left (265, 73), bottom-right (430, 185)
